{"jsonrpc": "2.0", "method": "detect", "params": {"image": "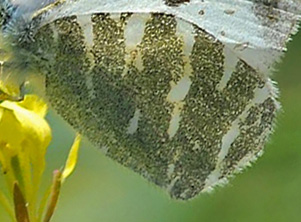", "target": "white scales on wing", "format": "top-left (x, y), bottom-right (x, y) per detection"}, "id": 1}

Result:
top-left (15, 0), bottom-right (300, 75)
